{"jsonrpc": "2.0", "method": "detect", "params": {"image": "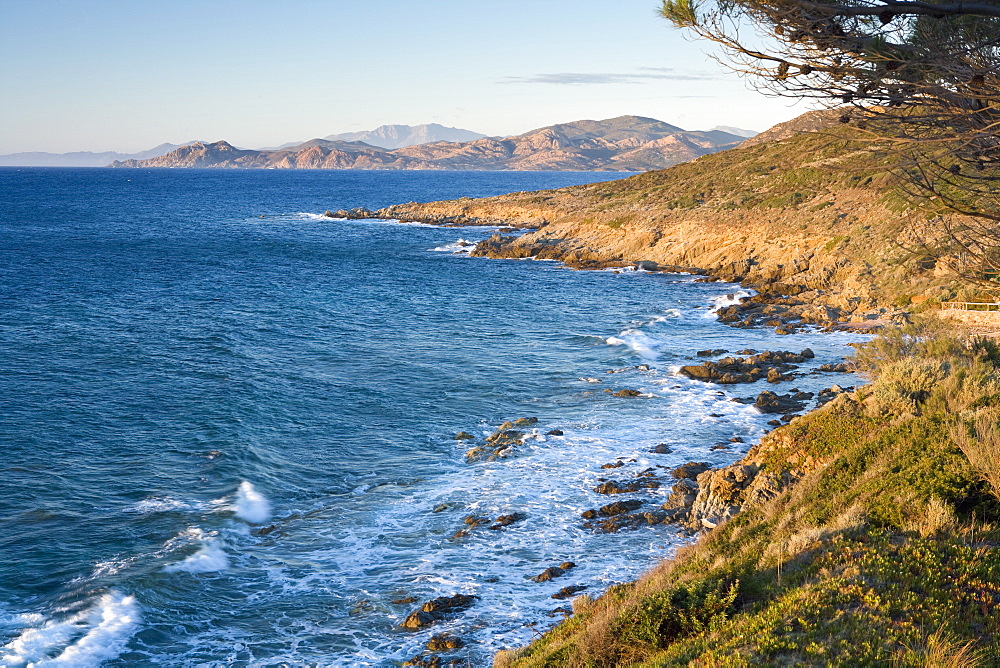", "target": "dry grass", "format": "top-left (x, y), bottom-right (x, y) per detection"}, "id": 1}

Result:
top-left (951, 408), bottom-right (1000, 503)
top-left (895, 626), bottom-right (987, 667)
